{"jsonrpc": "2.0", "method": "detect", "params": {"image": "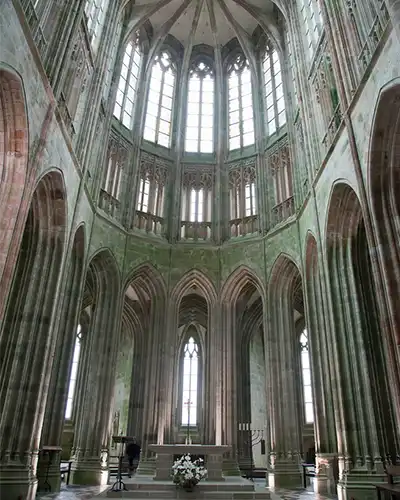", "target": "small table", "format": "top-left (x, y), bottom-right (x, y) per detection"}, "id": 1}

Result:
top-left (375, 483), bottom-right (400, 499)
top-left (40, 446), bottom-right (63, 493)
